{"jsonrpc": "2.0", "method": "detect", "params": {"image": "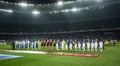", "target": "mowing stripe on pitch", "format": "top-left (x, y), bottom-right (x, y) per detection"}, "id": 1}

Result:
top-left (0, 54), bottom-right (23, 60)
